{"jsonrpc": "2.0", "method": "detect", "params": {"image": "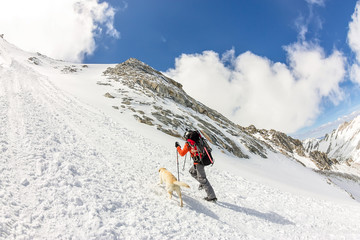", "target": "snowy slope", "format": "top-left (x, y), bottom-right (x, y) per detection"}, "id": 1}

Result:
top-left (1, 38), bottom-right (360, 239)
